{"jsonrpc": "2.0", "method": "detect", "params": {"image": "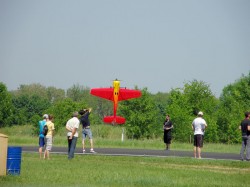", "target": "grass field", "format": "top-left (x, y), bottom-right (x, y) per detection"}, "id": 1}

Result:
top-left (1, 125), bottom-right (249, 186)
top-left (1, 153), bottom-right (250, 187)
top-left (0, 125), bottom-right (242, 154)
